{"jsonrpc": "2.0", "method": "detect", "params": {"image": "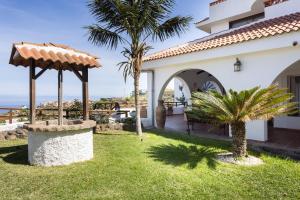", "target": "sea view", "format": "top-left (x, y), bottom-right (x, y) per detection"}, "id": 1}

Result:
top-left (0, 95), bottom-right (104, 113)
